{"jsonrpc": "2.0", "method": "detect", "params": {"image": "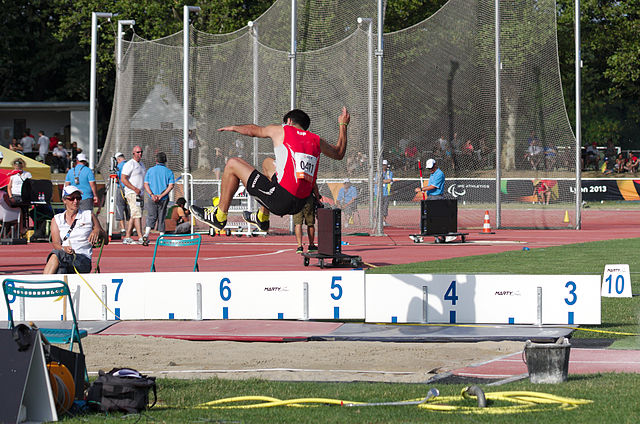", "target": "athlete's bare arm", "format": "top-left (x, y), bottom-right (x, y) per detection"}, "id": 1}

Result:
top-left (218, 124), bottom-right (284, 146)
top-left (320, 107), bottom-right (350, 160)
